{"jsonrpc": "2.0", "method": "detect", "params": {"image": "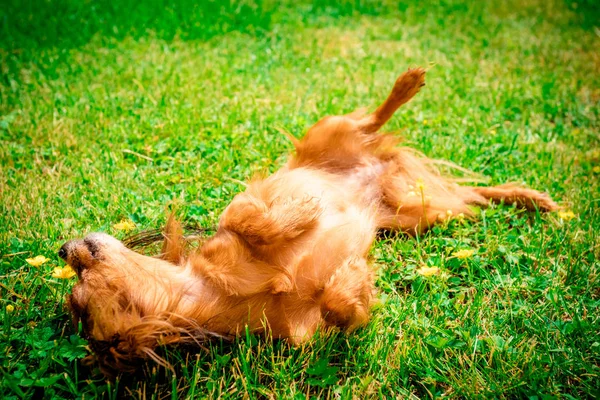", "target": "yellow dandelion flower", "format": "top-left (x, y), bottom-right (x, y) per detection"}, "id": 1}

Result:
top-left (6, 304), bottom-right (15, 313)
top-left (113, 219), bottom-right (136, 232)
top-left (456, 213), bottom-right (465, 221)
top-left (558, 210), bottom-right (576, 221)
top-left (52, 265), bottom-right (77, 279)
top-left (415, 178), bottom-right (426, 192)
top-left (454, 249), bottom-right (475, 259)
top-left (489, 129), bottom-right (497, 135)
top-left (593, 166), bottom-right (600, 174)
top-left (26, 255), bottom-right (50, 267)
top-left (446, 210), bottom-right (453, 217)
top-left (423, 119), bottom-right (428, 125)
top-left (417, 266), bottom-right (440, 277)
